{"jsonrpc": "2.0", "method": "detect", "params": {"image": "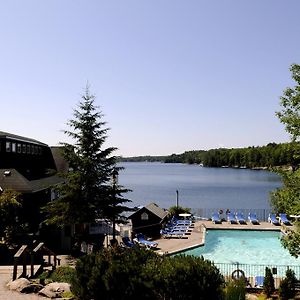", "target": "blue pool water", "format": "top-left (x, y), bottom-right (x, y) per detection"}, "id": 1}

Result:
top-left (183, 230), bottom-right (299, 266)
